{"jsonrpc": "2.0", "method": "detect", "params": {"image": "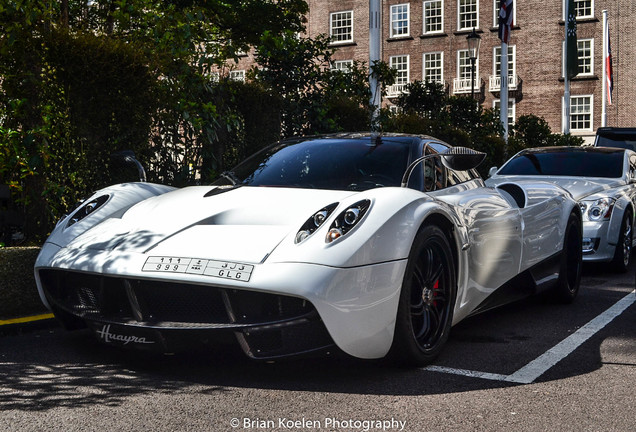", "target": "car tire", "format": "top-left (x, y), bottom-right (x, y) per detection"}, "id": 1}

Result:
top-left (611, 210), bottom-right (633, 273)
top-left (389, 225), bottom-right (456, 366)
top-left (553, 212), bottom-right (583, 303)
